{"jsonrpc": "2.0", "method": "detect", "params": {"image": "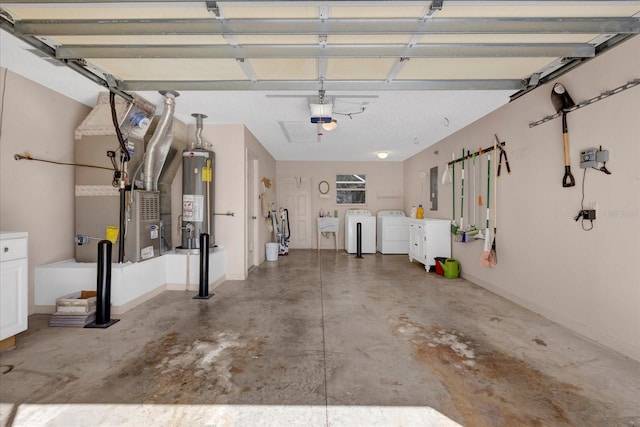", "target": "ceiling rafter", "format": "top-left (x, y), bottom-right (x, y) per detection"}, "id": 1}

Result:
top-left (13, 17), bottom-right (640, 36)
top-left (0, 0), bottom-right (625, 3)
top-left (2, 1), bottom-right (638, 97)
top-left (114, 79), bottom-right (526, 91)
top-left (55, 43), bottom-right (596, 59)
